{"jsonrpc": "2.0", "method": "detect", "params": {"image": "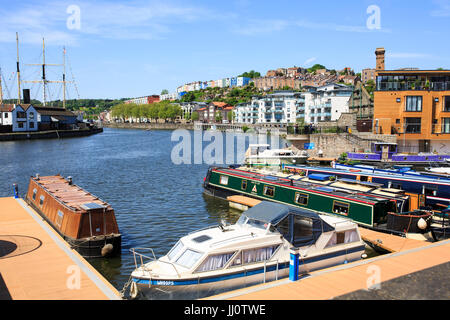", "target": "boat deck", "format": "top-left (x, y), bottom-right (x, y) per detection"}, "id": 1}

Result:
top-left (0, 197), bottom-right (121, 300)
top-left (358, 228), bottom-right (429, 252)
top-left (32, 175), bottom-right (109, 211)
top-left (205, 235), bottom-right (450, 300)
